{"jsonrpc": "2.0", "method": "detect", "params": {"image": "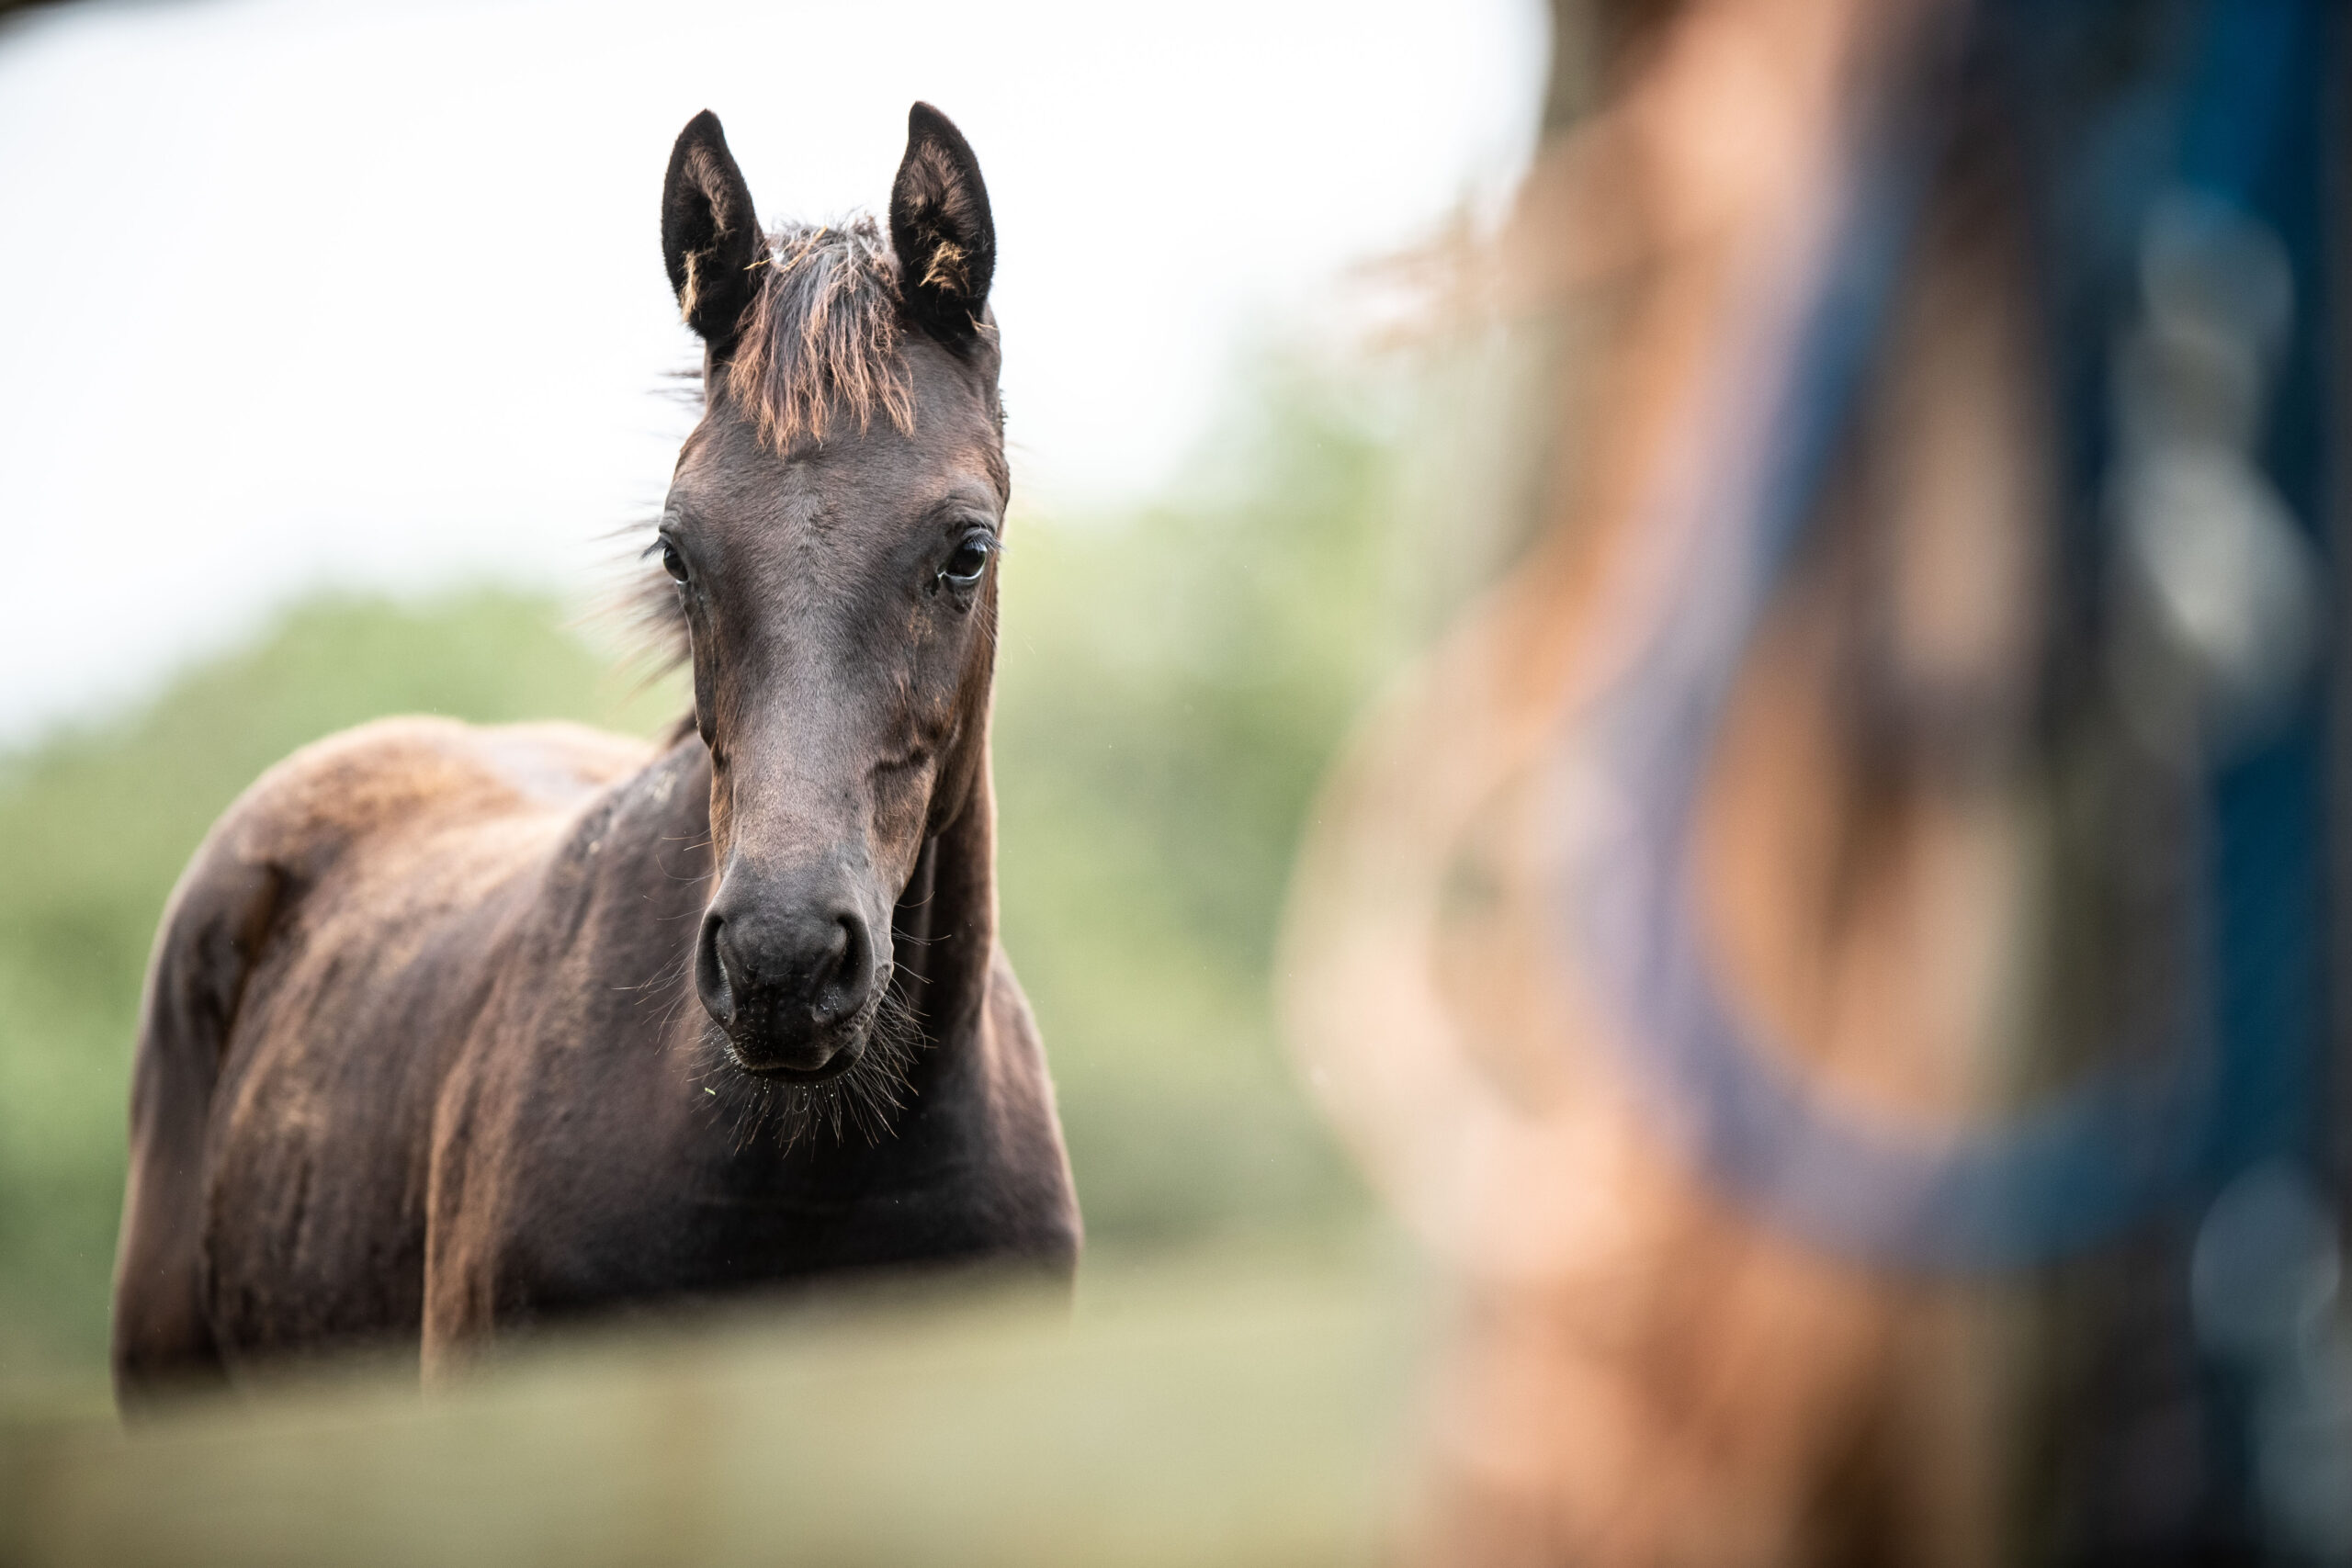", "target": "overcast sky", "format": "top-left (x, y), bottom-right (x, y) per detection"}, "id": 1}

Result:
top-left (0, 0), bottom-right (1544, 741)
